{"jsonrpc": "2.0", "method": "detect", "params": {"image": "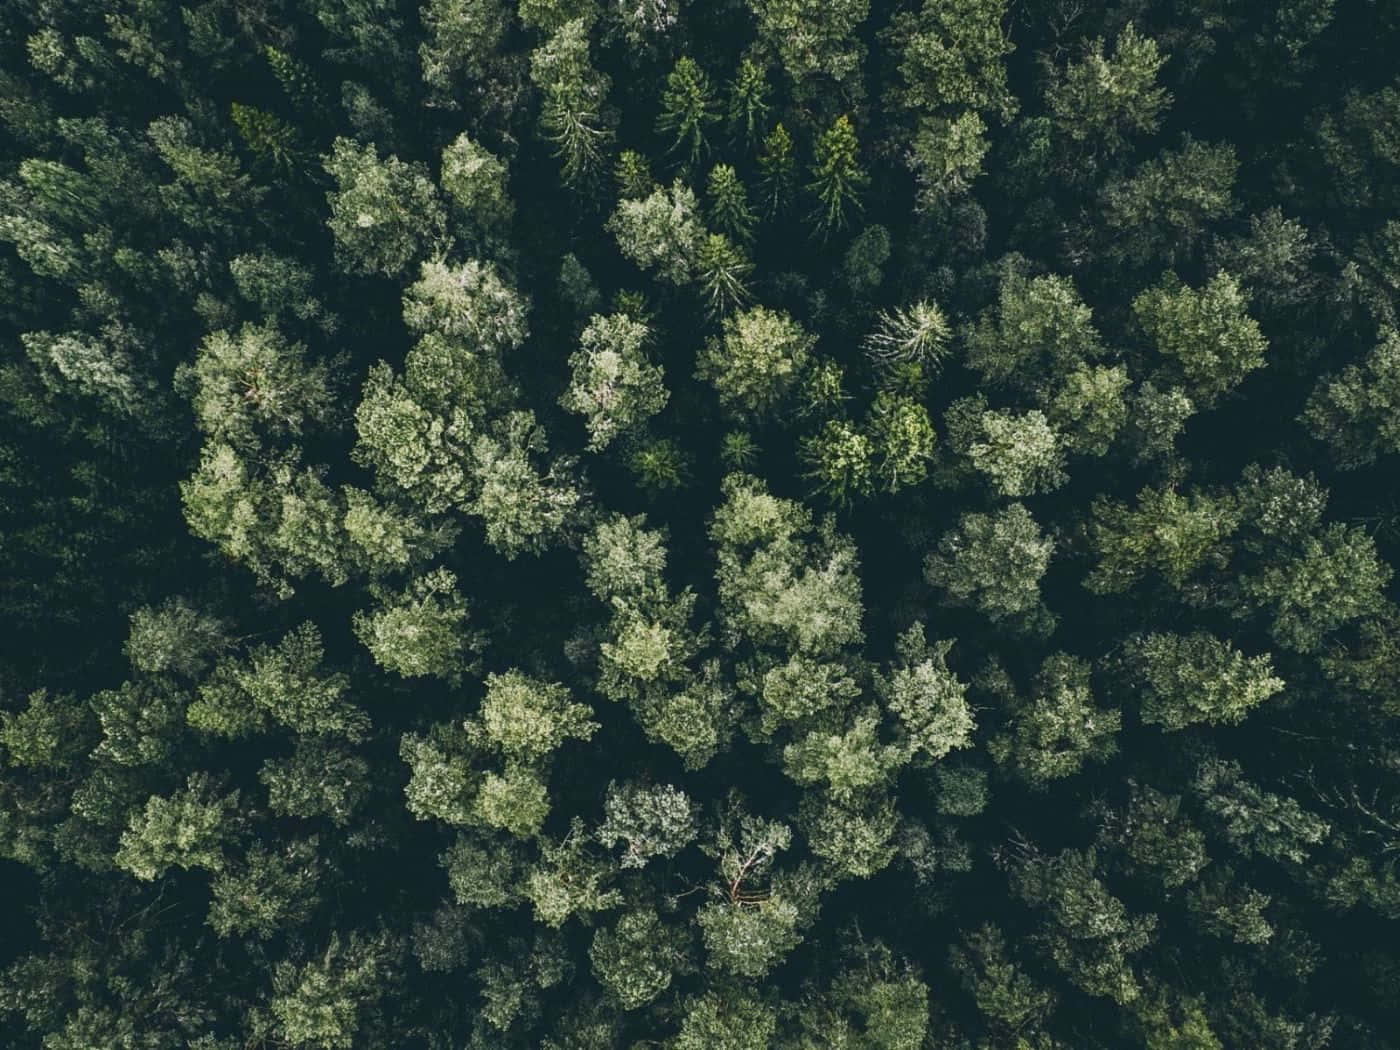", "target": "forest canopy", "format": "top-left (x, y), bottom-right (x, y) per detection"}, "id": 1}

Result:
top-left (3, 0), bottom-right (1400, 1048)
